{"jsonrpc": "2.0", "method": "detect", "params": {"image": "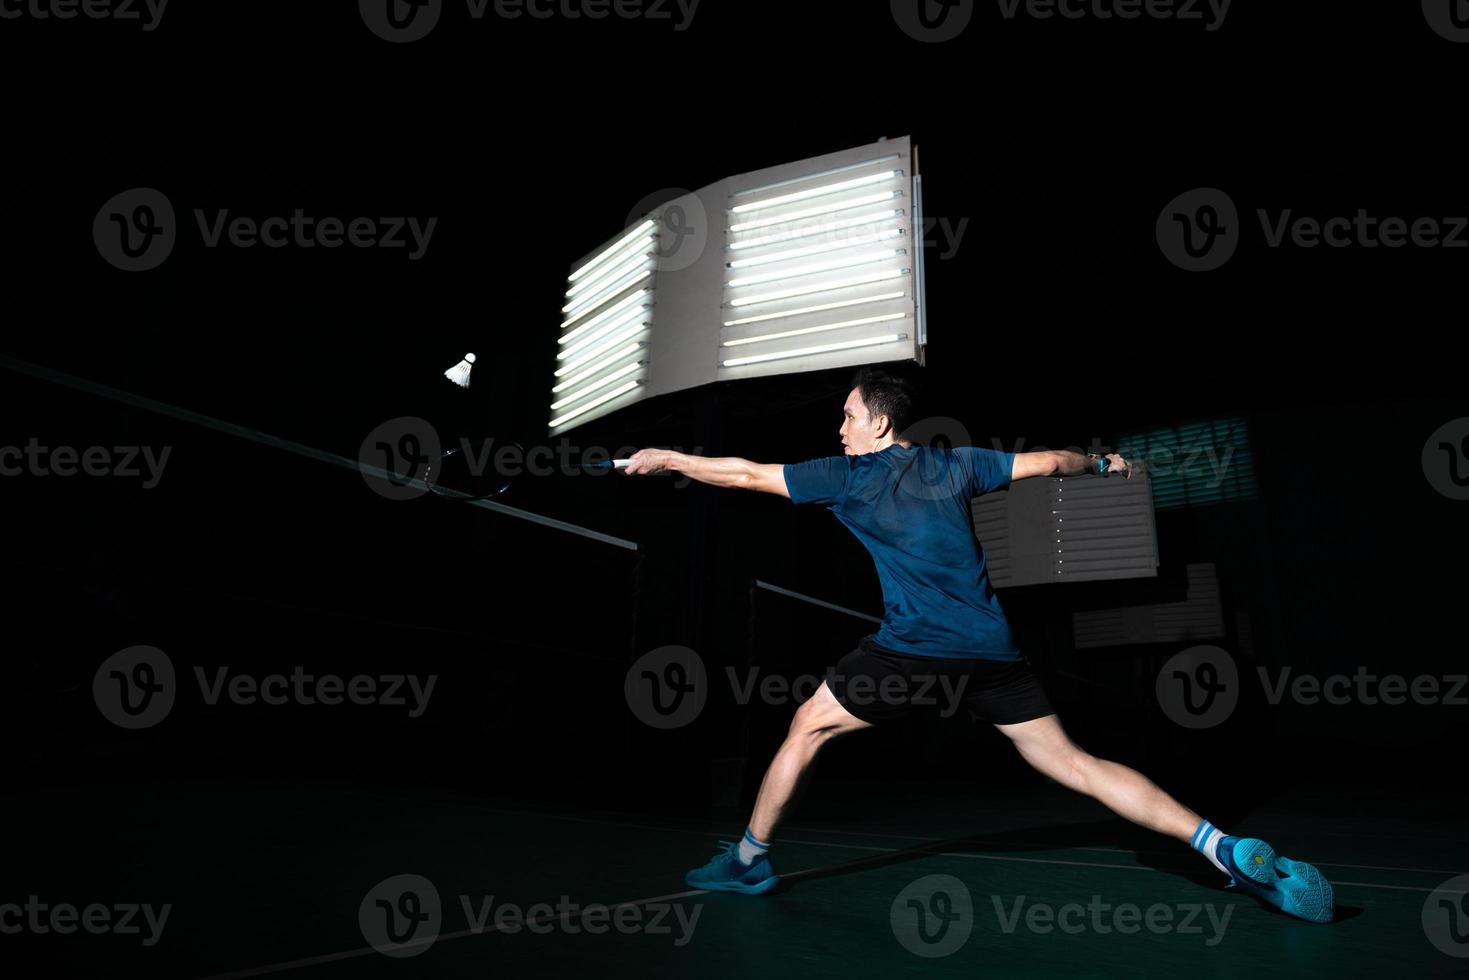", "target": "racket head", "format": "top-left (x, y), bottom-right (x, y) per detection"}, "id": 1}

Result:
top-left (423, 442), bottom-right (521, 501)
